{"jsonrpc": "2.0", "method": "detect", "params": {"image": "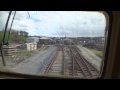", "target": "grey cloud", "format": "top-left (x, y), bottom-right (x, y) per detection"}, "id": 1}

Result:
top-left (53, 30), bottom-right (72, 35)
top-left (20, 25), bottom-right (27, 27)
top-left (0, 11), bottom-right (106, 37)
top-left (90, 17), bottom-right (105, 25)
top-left (0, 11), bottom-right (9, 30)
